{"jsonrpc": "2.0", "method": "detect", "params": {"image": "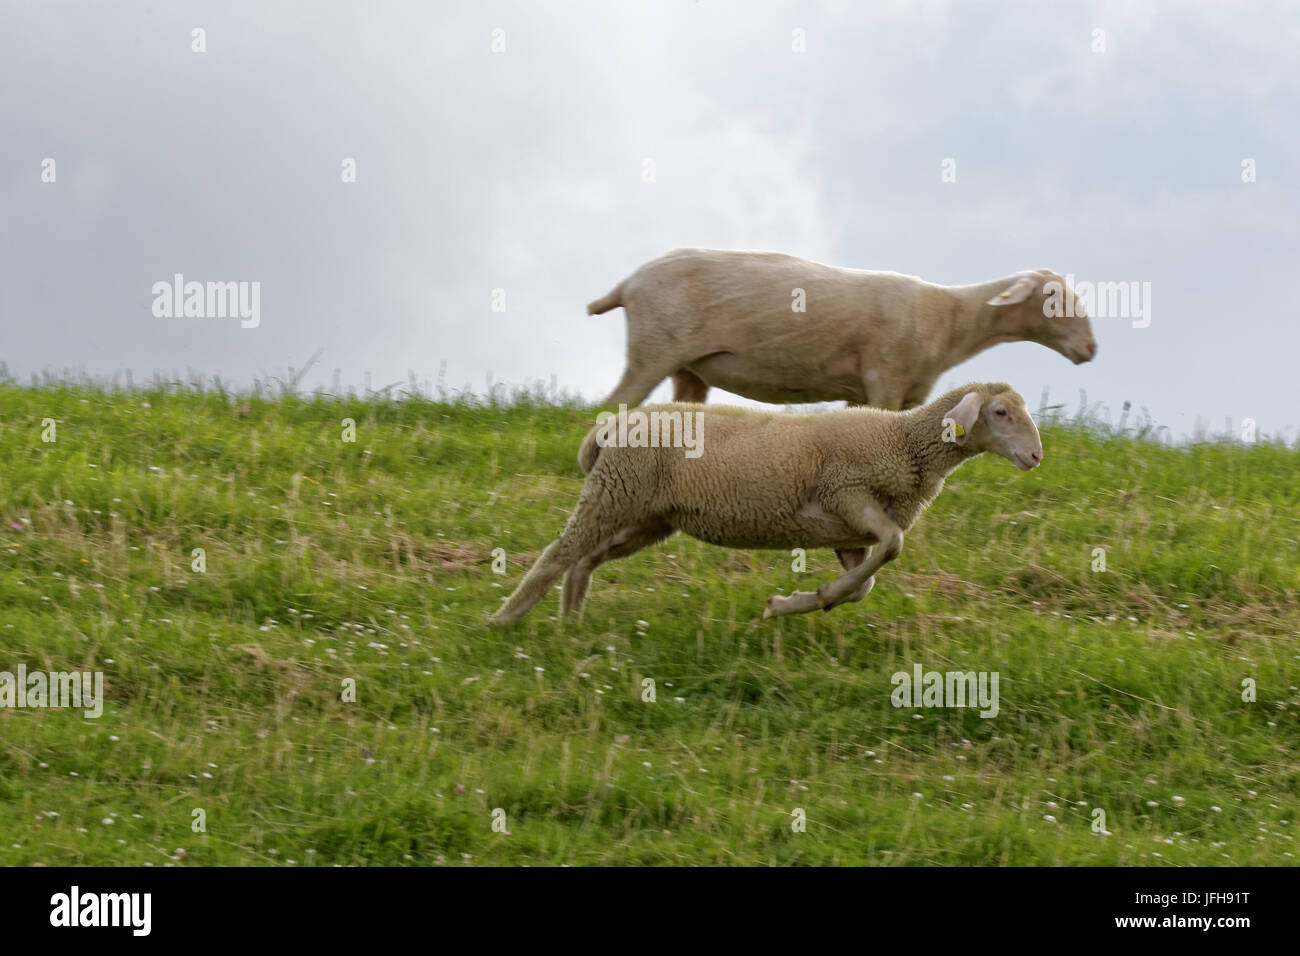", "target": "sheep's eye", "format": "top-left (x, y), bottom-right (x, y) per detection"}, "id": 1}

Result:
top-left (995, 408), bottom-right (1007, 417)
